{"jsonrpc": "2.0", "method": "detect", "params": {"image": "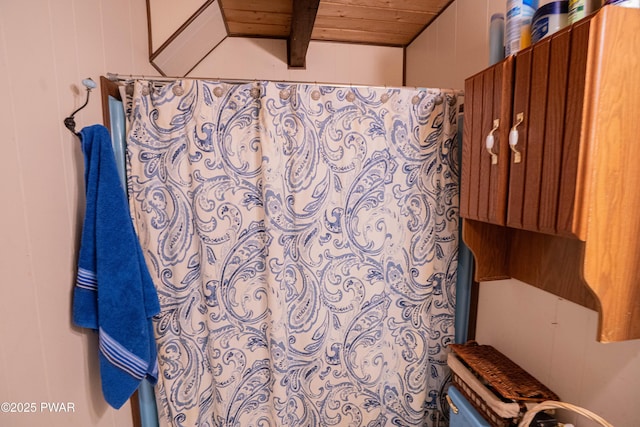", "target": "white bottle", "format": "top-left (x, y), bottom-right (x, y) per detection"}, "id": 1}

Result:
top-left (506, 0), bottom-right (539, 56)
